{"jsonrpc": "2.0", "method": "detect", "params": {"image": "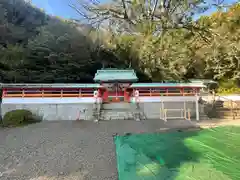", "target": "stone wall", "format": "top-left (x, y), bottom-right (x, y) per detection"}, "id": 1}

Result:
top-left (100, 101), bottom-right (198, 120)
top-left (1, 100), bottom-right (199, 121)
top-left (139, 102), bottom-right (197, 120)
top-left (1, 103), bottom-right (96, 121)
